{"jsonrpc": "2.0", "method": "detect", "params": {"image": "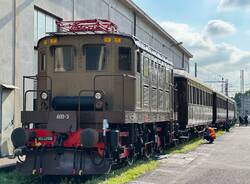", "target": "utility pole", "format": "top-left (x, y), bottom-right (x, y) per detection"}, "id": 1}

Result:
top-left (221, 77), bottom-right (224, 94)
top-left (205, 78), bottom-right (229, 96)
top-left (225, 79), bottom-right (228, 96)
top-left (240, 70), bottom-right (244, 93)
